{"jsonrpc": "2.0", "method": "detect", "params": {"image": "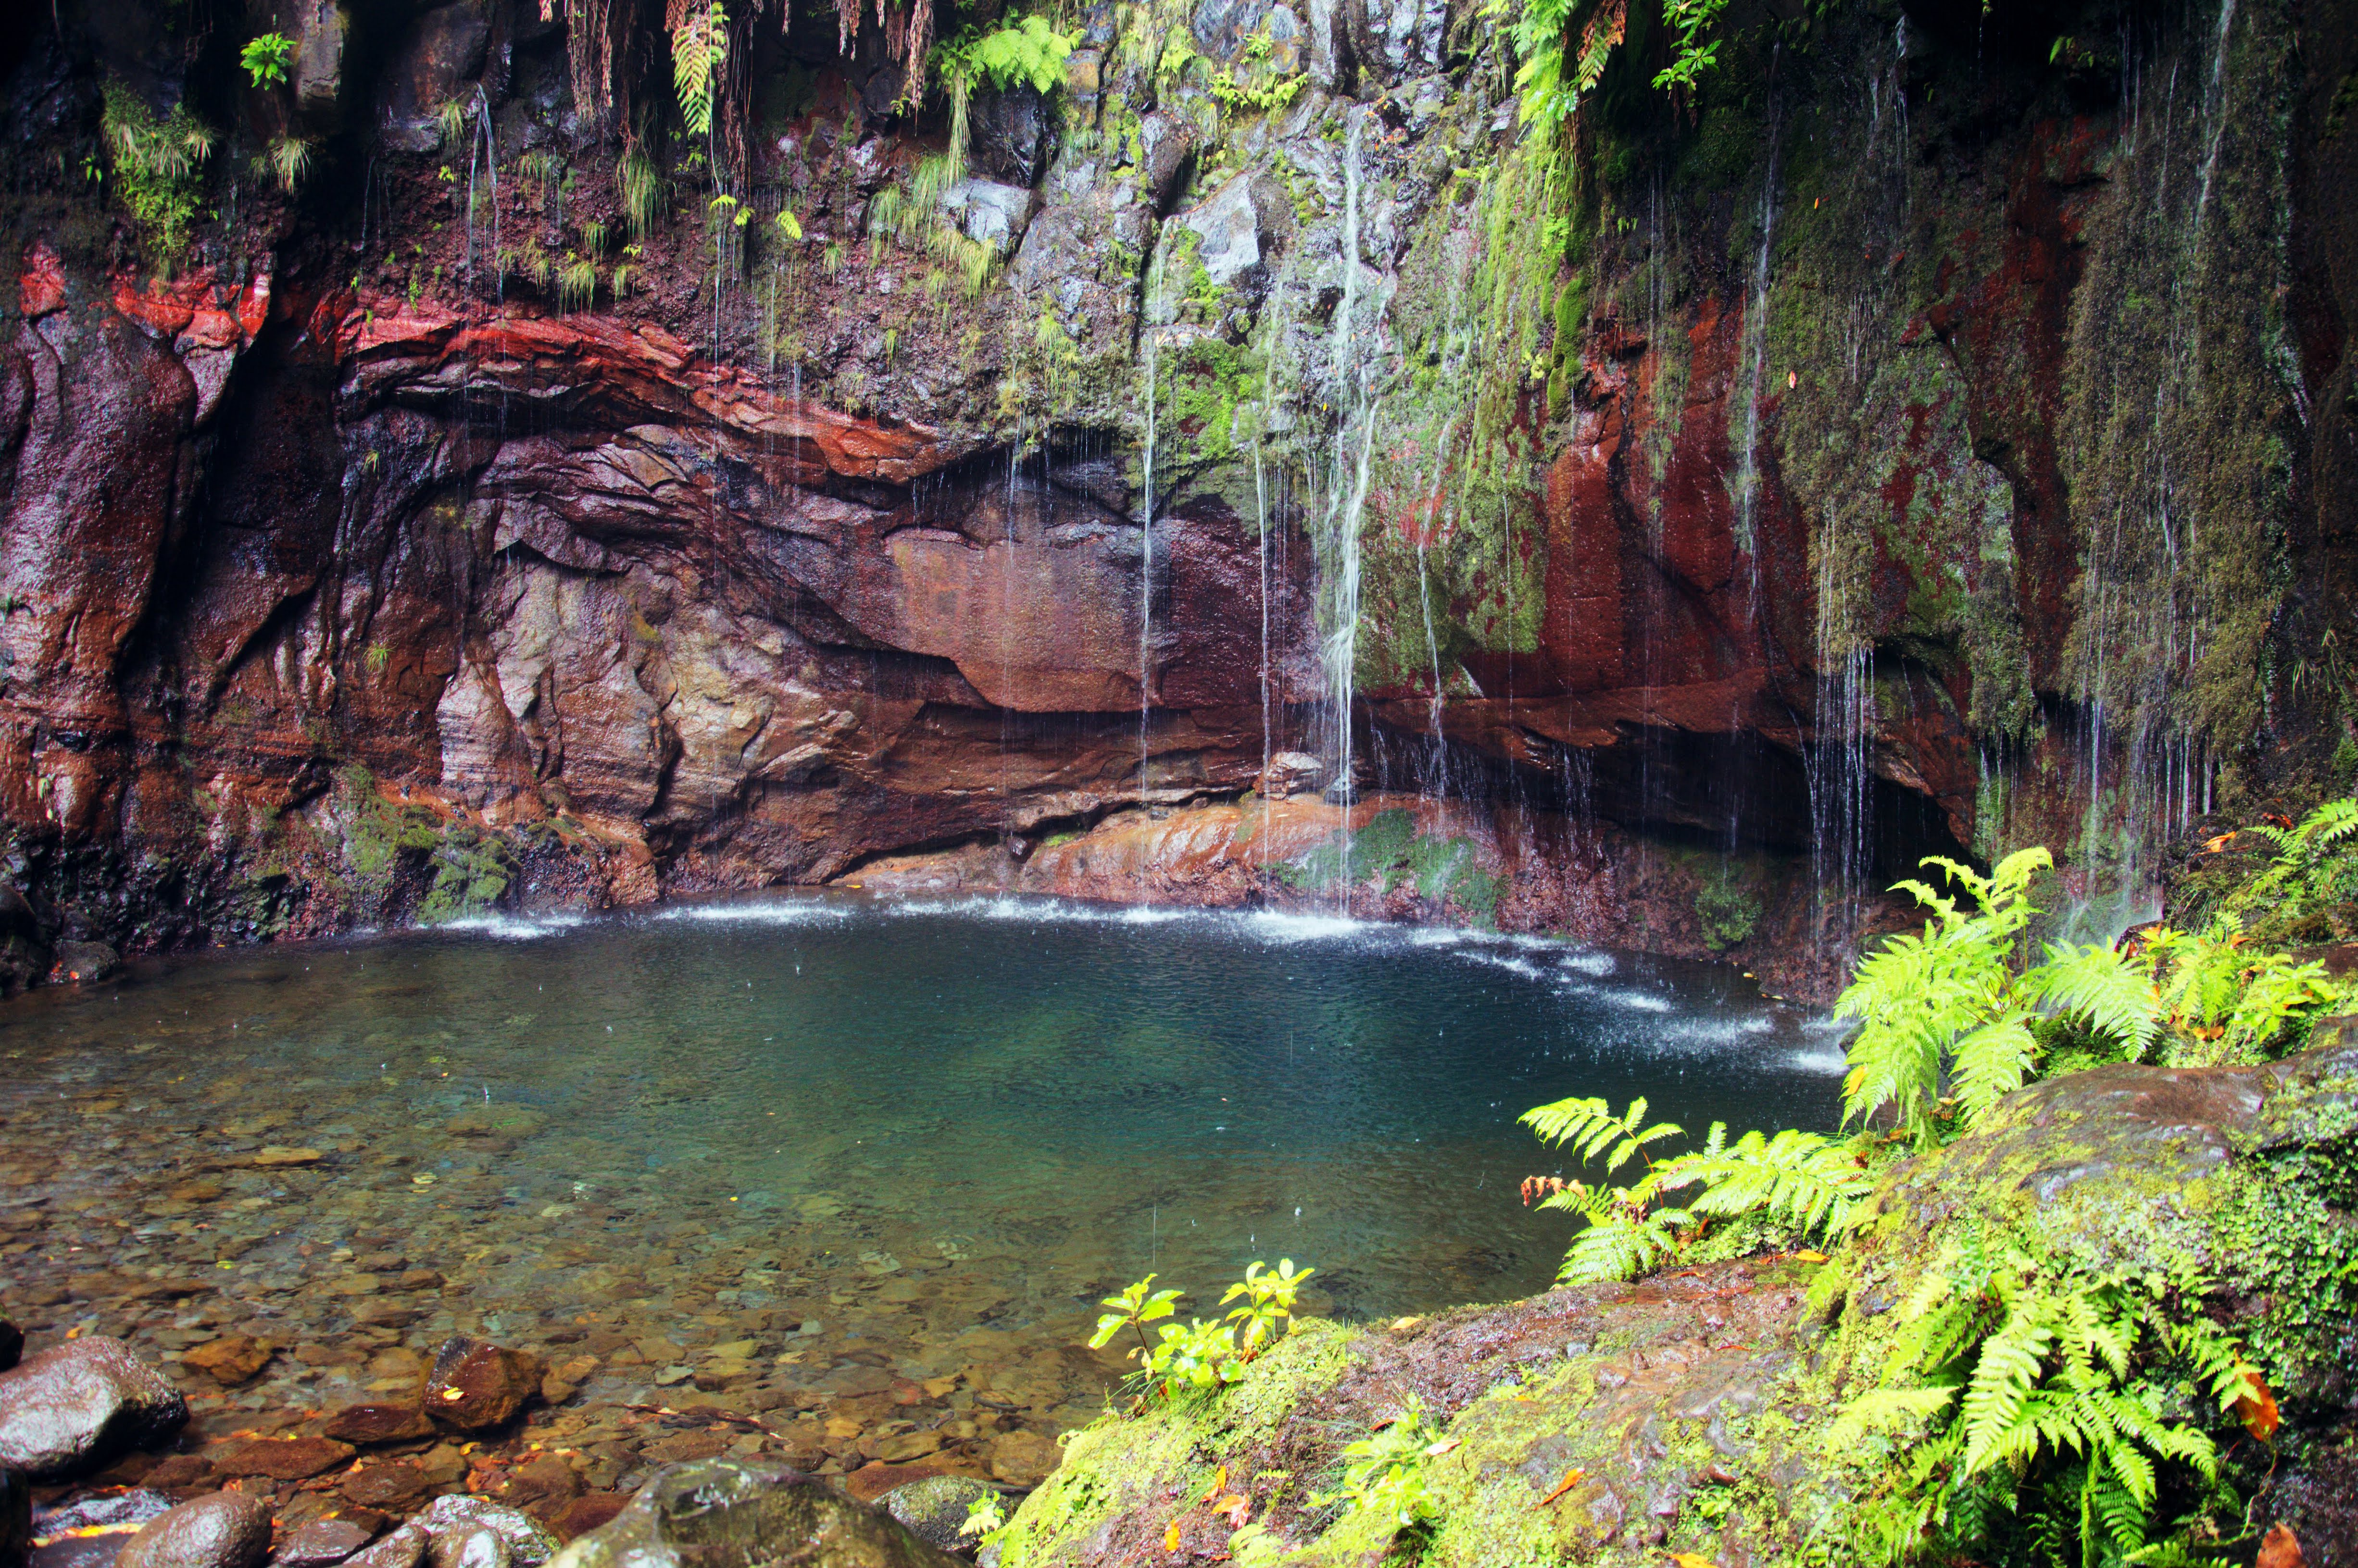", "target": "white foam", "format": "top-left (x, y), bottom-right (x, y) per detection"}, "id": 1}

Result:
top-left (429, 913), bottom-right (586, 940)
top-left (1555, 950), bottom-right (1616, 977)
top-left (1241, 911), bottom-right (1378, 944)
top-left (652, 900), bottom-right (852, 927)
top-left (1600, 988), bottom-right (1676, 1014)
top-left (1457, 951), bottom-right (1543, 980)
top-left (1786, 1045), bottom-right (1848, 1075)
